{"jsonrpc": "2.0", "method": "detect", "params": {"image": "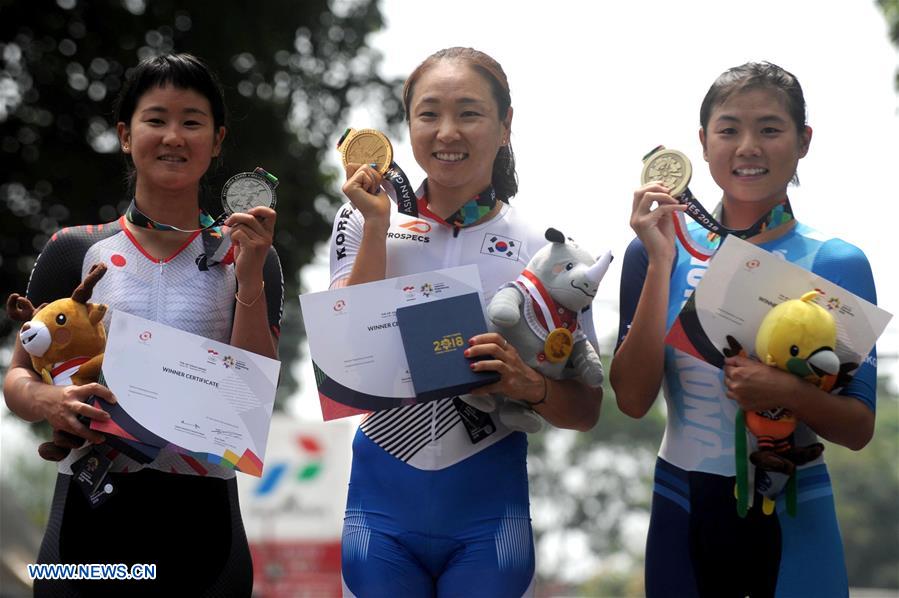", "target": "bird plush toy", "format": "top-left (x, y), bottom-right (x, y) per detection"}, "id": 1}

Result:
top-left (6, 263), bottom-right (108, 461)
top-left (462, 228), bottom-right (611, 433)
top-left (727, 290), bottom-right (856, 516)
